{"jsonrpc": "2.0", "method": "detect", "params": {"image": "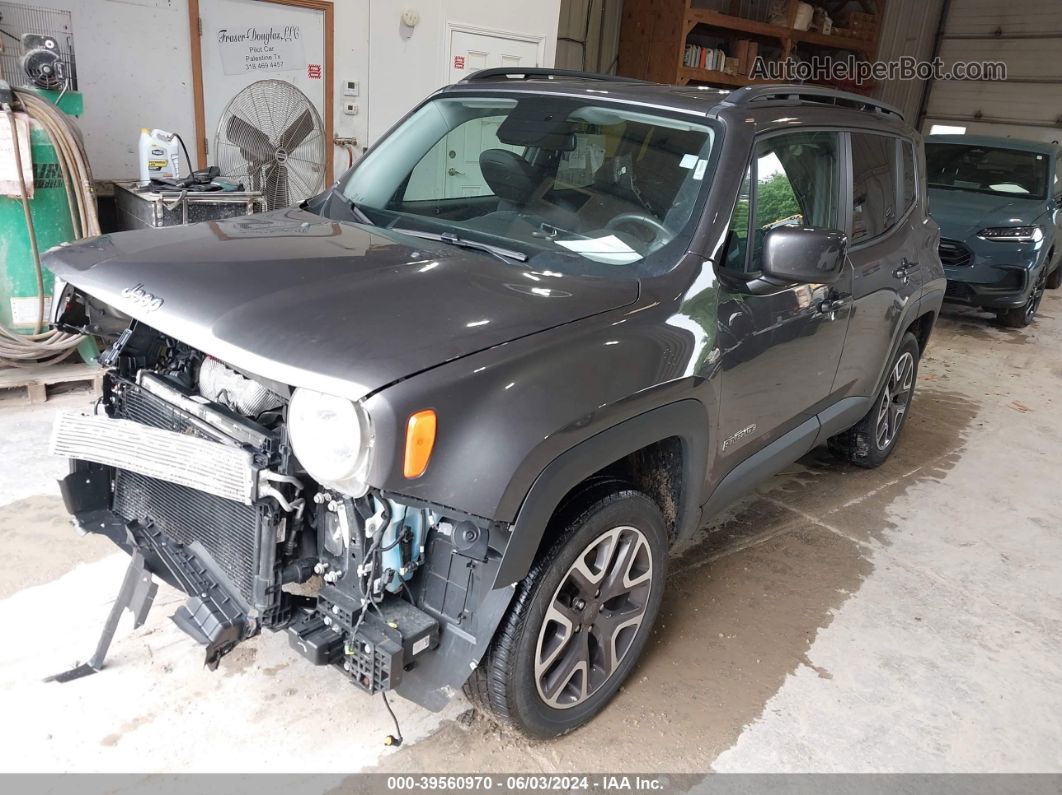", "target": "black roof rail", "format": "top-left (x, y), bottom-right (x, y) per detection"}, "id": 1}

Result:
top-left (459, 67), bottom-right (650, 85)
top-left (723, 84), bottom-right (905, 122)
